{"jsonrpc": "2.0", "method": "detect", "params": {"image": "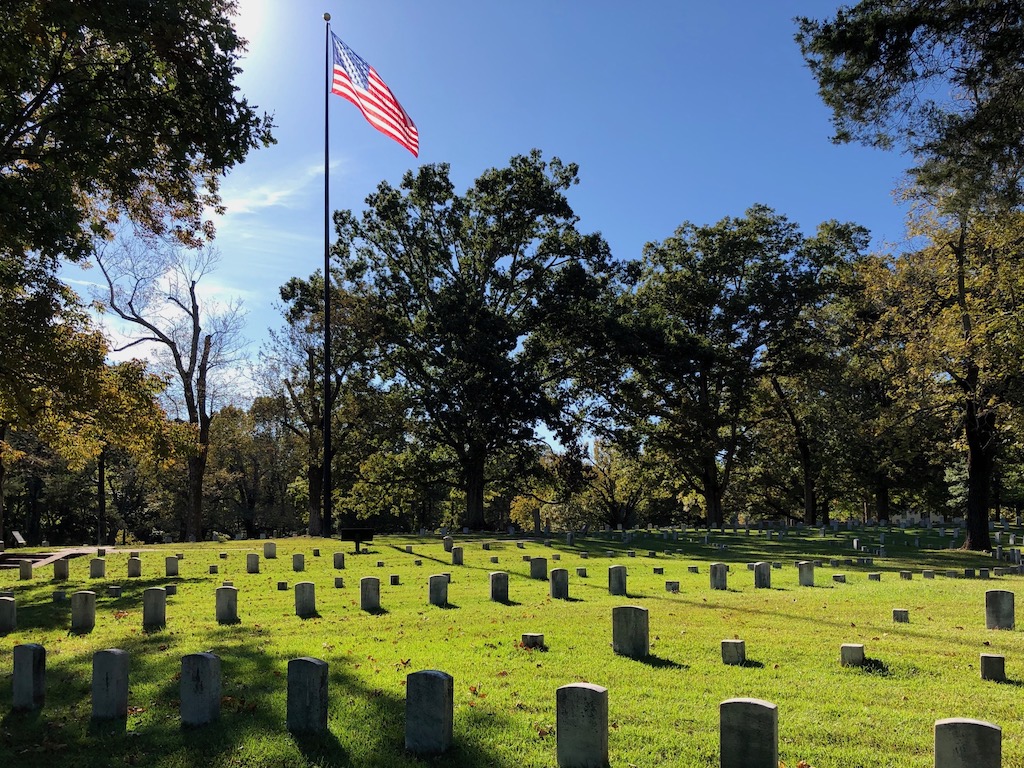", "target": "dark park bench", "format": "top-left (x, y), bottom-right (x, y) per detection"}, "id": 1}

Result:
top-left (339, 527), bottom-right (374, 553)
